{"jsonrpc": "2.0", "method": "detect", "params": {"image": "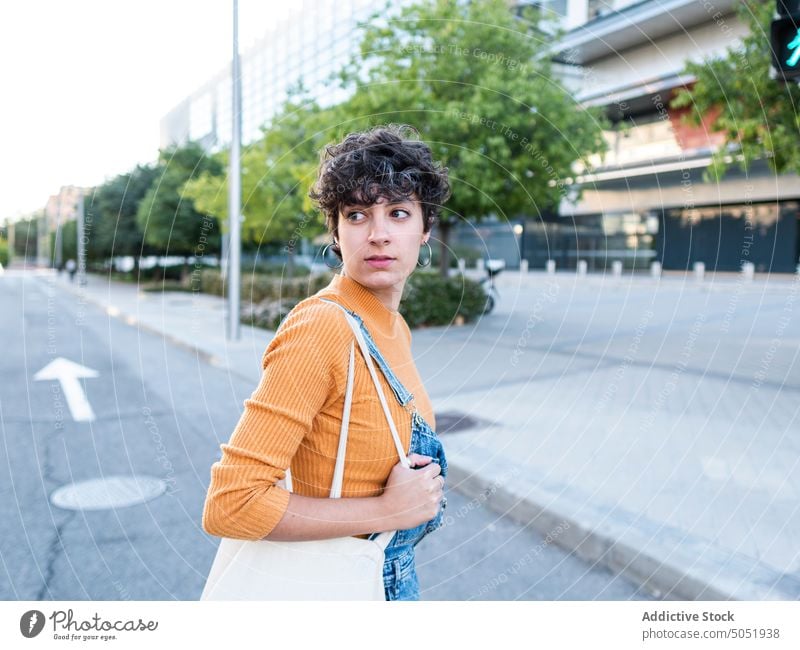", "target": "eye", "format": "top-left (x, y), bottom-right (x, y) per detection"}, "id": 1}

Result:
top-left (391, 209), bottom-right (411, 219)
top-left (345, 211), bottom-right (365, 222)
